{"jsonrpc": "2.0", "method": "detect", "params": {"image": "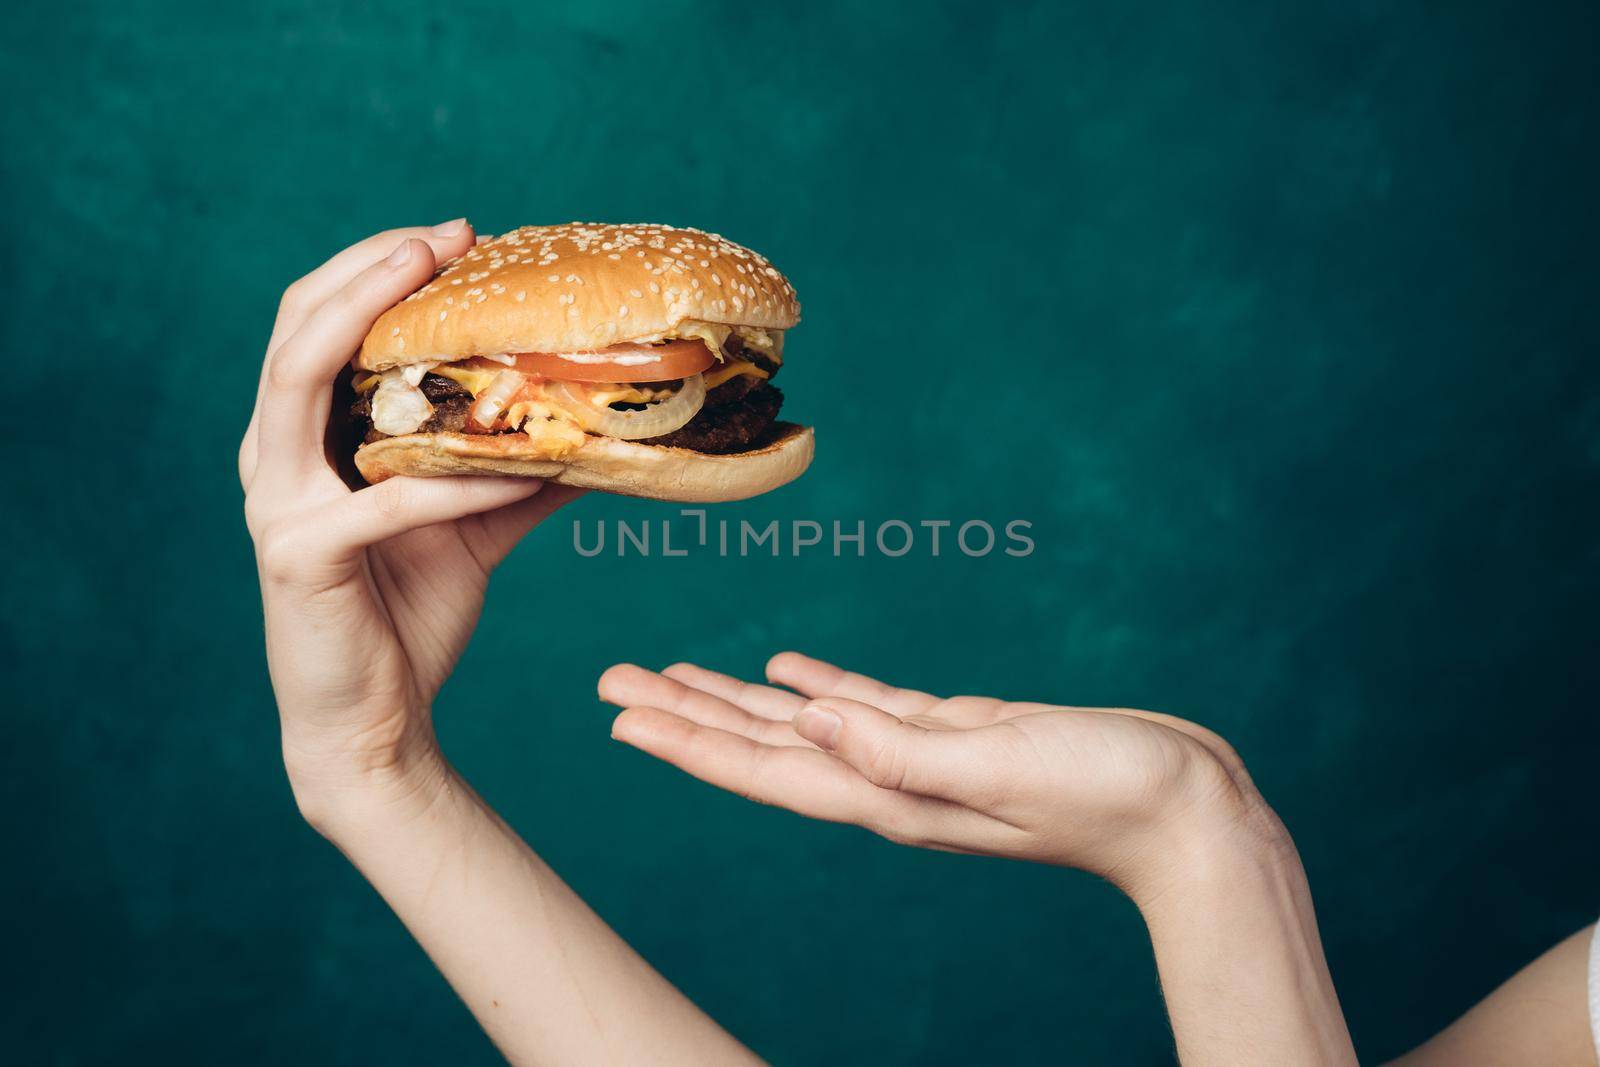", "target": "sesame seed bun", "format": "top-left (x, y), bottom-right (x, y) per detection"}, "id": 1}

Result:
top-left (358, 223), bottom-right (801, 370)
top-left (354, 423), bottom-right (814, 503)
